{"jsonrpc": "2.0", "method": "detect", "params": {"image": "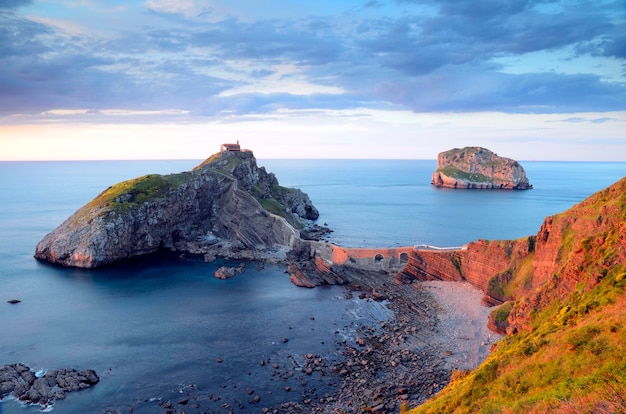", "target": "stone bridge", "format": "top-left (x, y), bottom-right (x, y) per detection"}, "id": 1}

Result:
top-left (309, 242), bottom-right (417, 272)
